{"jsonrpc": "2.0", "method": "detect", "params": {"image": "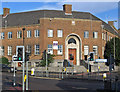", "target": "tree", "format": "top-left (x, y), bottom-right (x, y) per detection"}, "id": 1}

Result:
top-left (104, 37), bottom-right (120, 66)
top-left (0, 56), bottom-right (10, 65)
top-left (40, 53), bottom-right (55, 67)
